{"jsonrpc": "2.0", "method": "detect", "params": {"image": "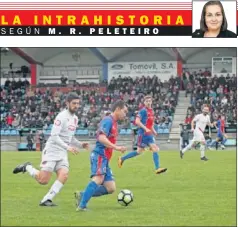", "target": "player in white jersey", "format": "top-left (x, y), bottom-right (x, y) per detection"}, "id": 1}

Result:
top-left (13, 93), bottom-right (89, 206)
top-left (180, 105), bottom-right (214, 161)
